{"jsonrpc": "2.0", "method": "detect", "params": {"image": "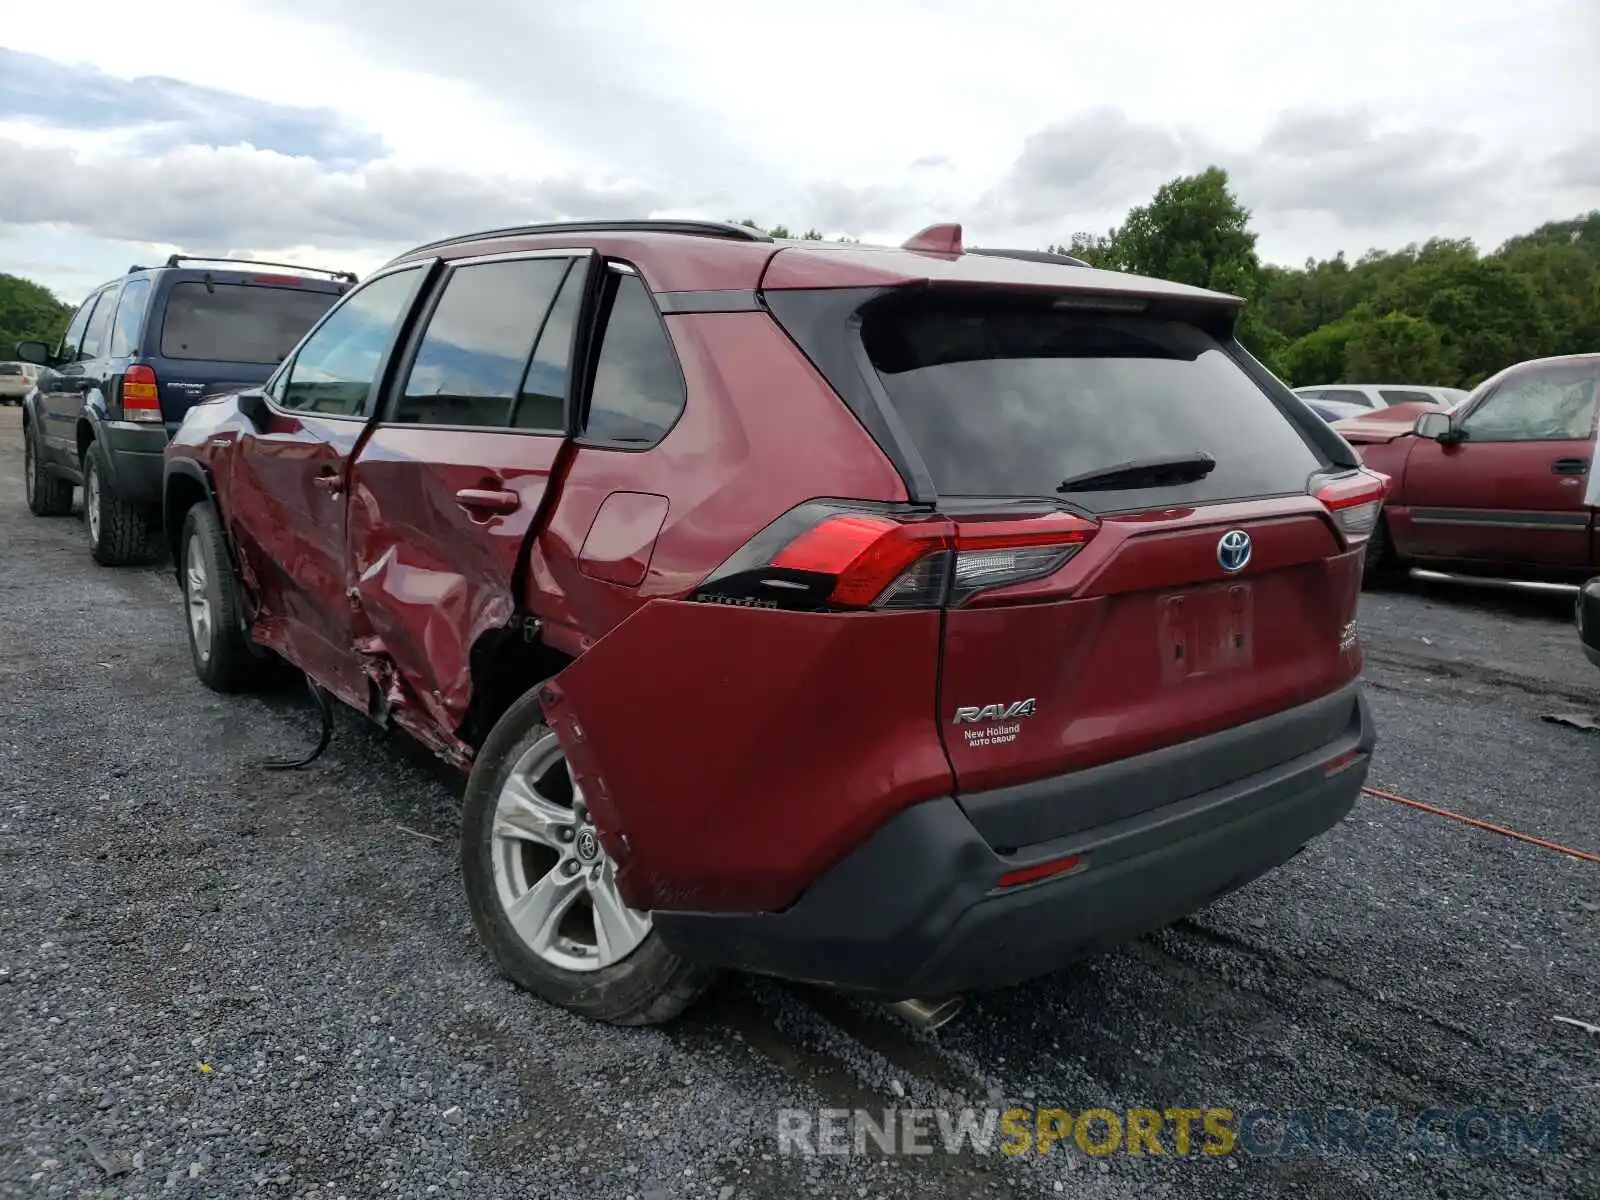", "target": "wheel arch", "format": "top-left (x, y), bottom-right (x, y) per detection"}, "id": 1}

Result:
top-left (458, 623), bottom-right (574, 754)
top-left (163, 459), bottom-right (218, 576)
